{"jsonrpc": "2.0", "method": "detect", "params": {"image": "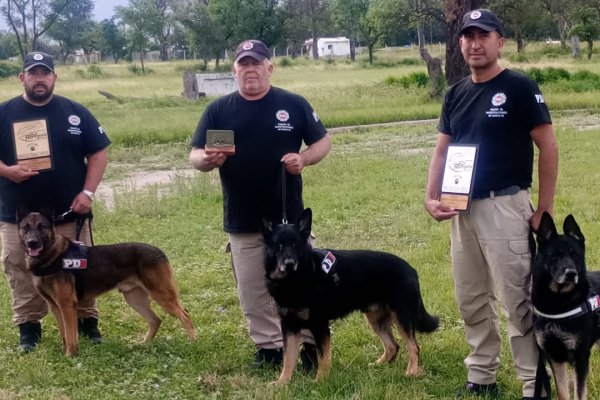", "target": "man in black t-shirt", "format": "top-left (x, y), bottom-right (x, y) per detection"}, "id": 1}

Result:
top-left (424, 10), bottom-right (558, 400)
top-left (190, 39), bottom-right (331, 369)
top-left (0, 52), bottom-right (111, 352)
